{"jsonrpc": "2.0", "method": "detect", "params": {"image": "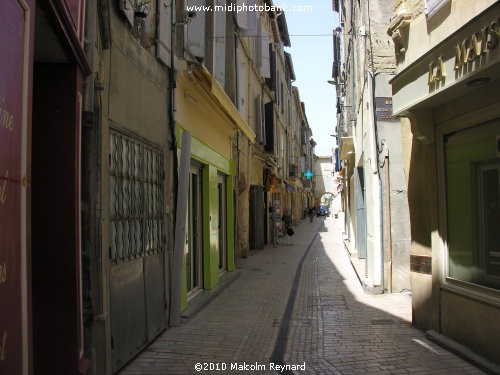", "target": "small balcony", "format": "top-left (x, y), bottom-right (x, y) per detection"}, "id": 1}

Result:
top-left (338, 119), bottom-right (354, 160)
